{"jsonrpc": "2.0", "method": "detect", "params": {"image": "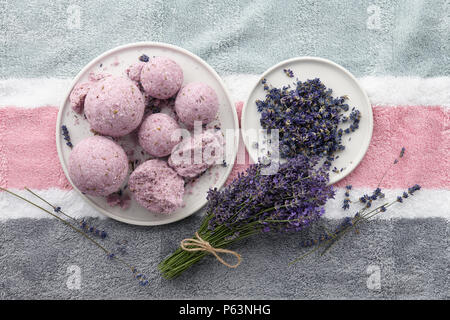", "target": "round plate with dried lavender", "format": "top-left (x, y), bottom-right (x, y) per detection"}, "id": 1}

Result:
top-left (56, 42), bottom-right (239, 226)
top-left (241, 57), bottom-right (373, 184)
